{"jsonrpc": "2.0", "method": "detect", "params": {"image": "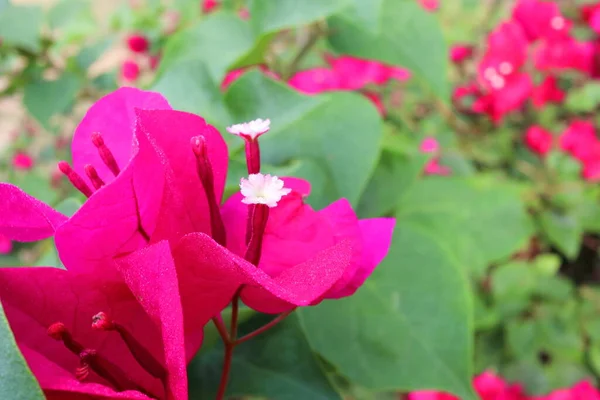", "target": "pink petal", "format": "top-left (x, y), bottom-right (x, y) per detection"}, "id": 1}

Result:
top-left (221, 190), bottom-right (337, 277)
top-left (175, 233), bottom-right (354, 314)
top-left (326, 218), bottom-right (395, 298)
top-left (0, 183), bottom-right (67, 242)
top-left (55, 130), bottom-right (166, 275)
top-left (116, 241), bottom-right (188, 400)
top-left (0, 267), bottom-right (165, 397)
top-left (72, 88), bottom-right (171, 186)
top-left (135, 109), bottom-right (228, 240)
